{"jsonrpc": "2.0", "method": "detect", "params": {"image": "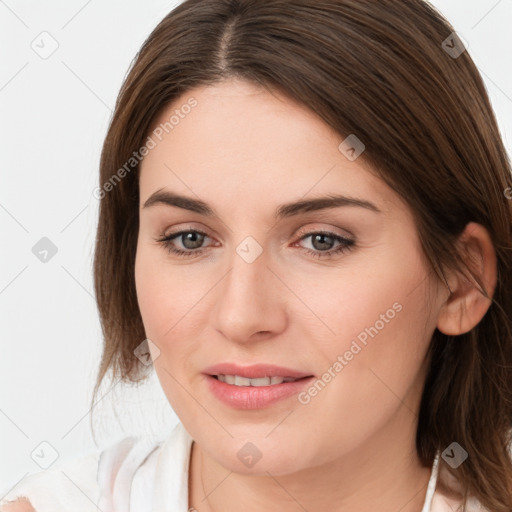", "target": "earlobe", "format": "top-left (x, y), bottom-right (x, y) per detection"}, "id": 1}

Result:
top-left (436, 222), bottom-right (497, 336)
